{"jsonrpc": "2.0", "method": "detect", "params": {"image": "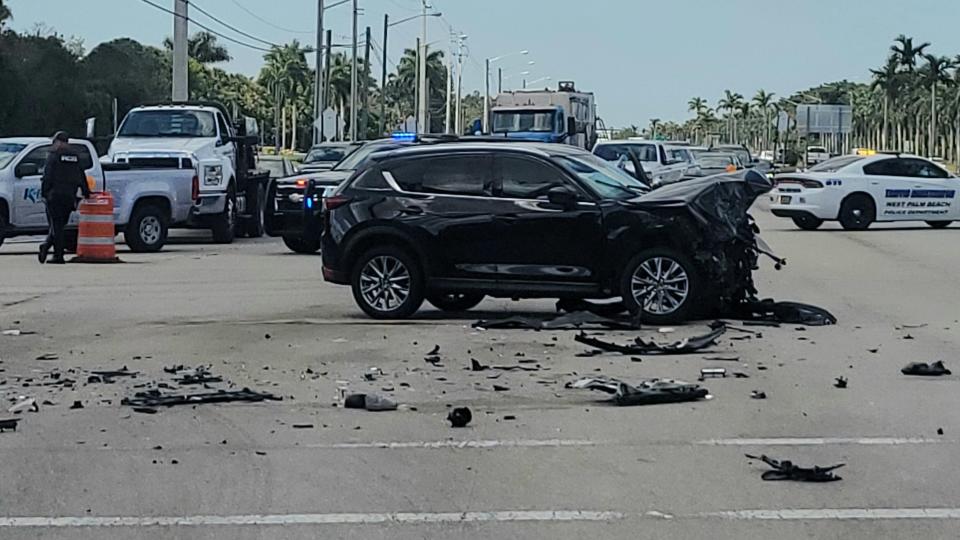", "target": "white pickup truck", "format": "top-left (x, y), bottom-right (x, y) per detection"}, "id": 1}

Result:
top-left (105, 102), bottom-right (269, 242)
top-left (0, 137), bottom-right (195, 252)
